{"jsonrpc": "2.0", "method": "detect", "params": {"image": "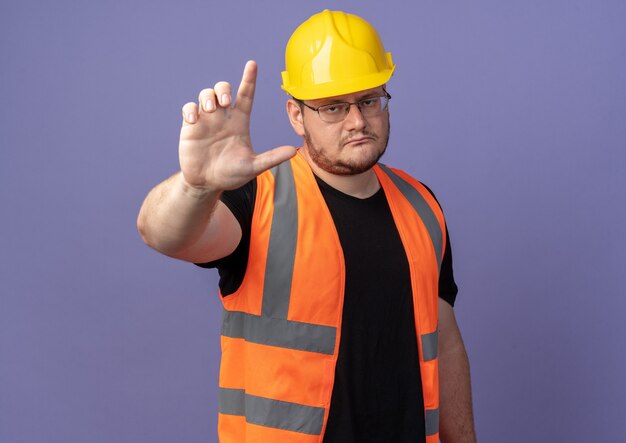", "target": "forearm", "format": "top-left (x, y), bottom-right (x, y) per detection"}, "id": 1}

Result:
top-left (438, 300), bottom-right (477, 442)
top-left (137, 172), bottom-right (221, 257)
top-left (439, 340), bottom-right (476, 442)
